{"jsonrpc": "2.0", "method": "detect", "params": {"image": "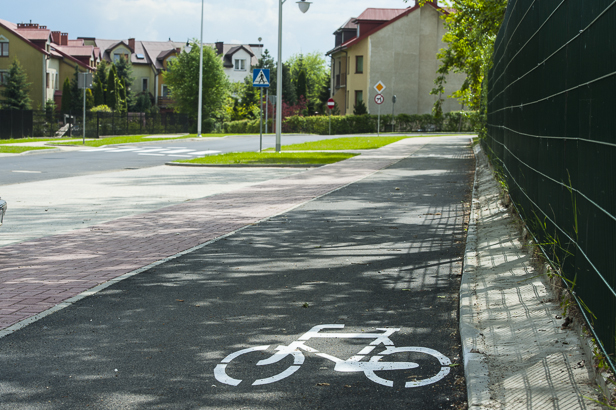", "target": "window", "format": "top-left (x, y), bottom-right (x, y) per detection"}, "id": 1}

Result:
top-left (46, 72), bottom-right (51, 88)
top-left (114, 53), bottom-right (129, 63)
top-left (356, 56), bottom-right (364, 74)
top-left (0, 70), bottom-right (8, 85)
top-left (55, 73), bottom-right (59, 90)
top-left (0, 42), bottom-right (8, 57)
top-left (142, 78), bottom-right (149, 92)
top-left (355, 90), bottom-right (363, 104)
top-left (234, 59), bottom-right (246, 71)
top-left (162, 84), bottom-right (170, 97)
